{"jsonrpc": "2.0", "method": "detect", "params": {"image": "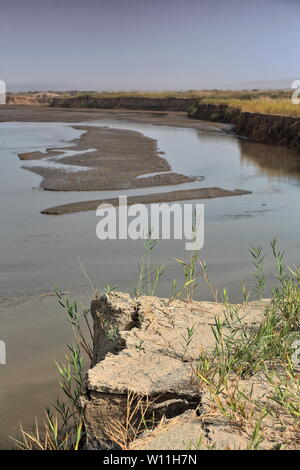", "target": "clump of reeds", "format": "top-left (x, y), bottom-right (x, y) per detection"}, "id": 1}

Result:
top-left (201, 96), bottom-right (300, 117)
